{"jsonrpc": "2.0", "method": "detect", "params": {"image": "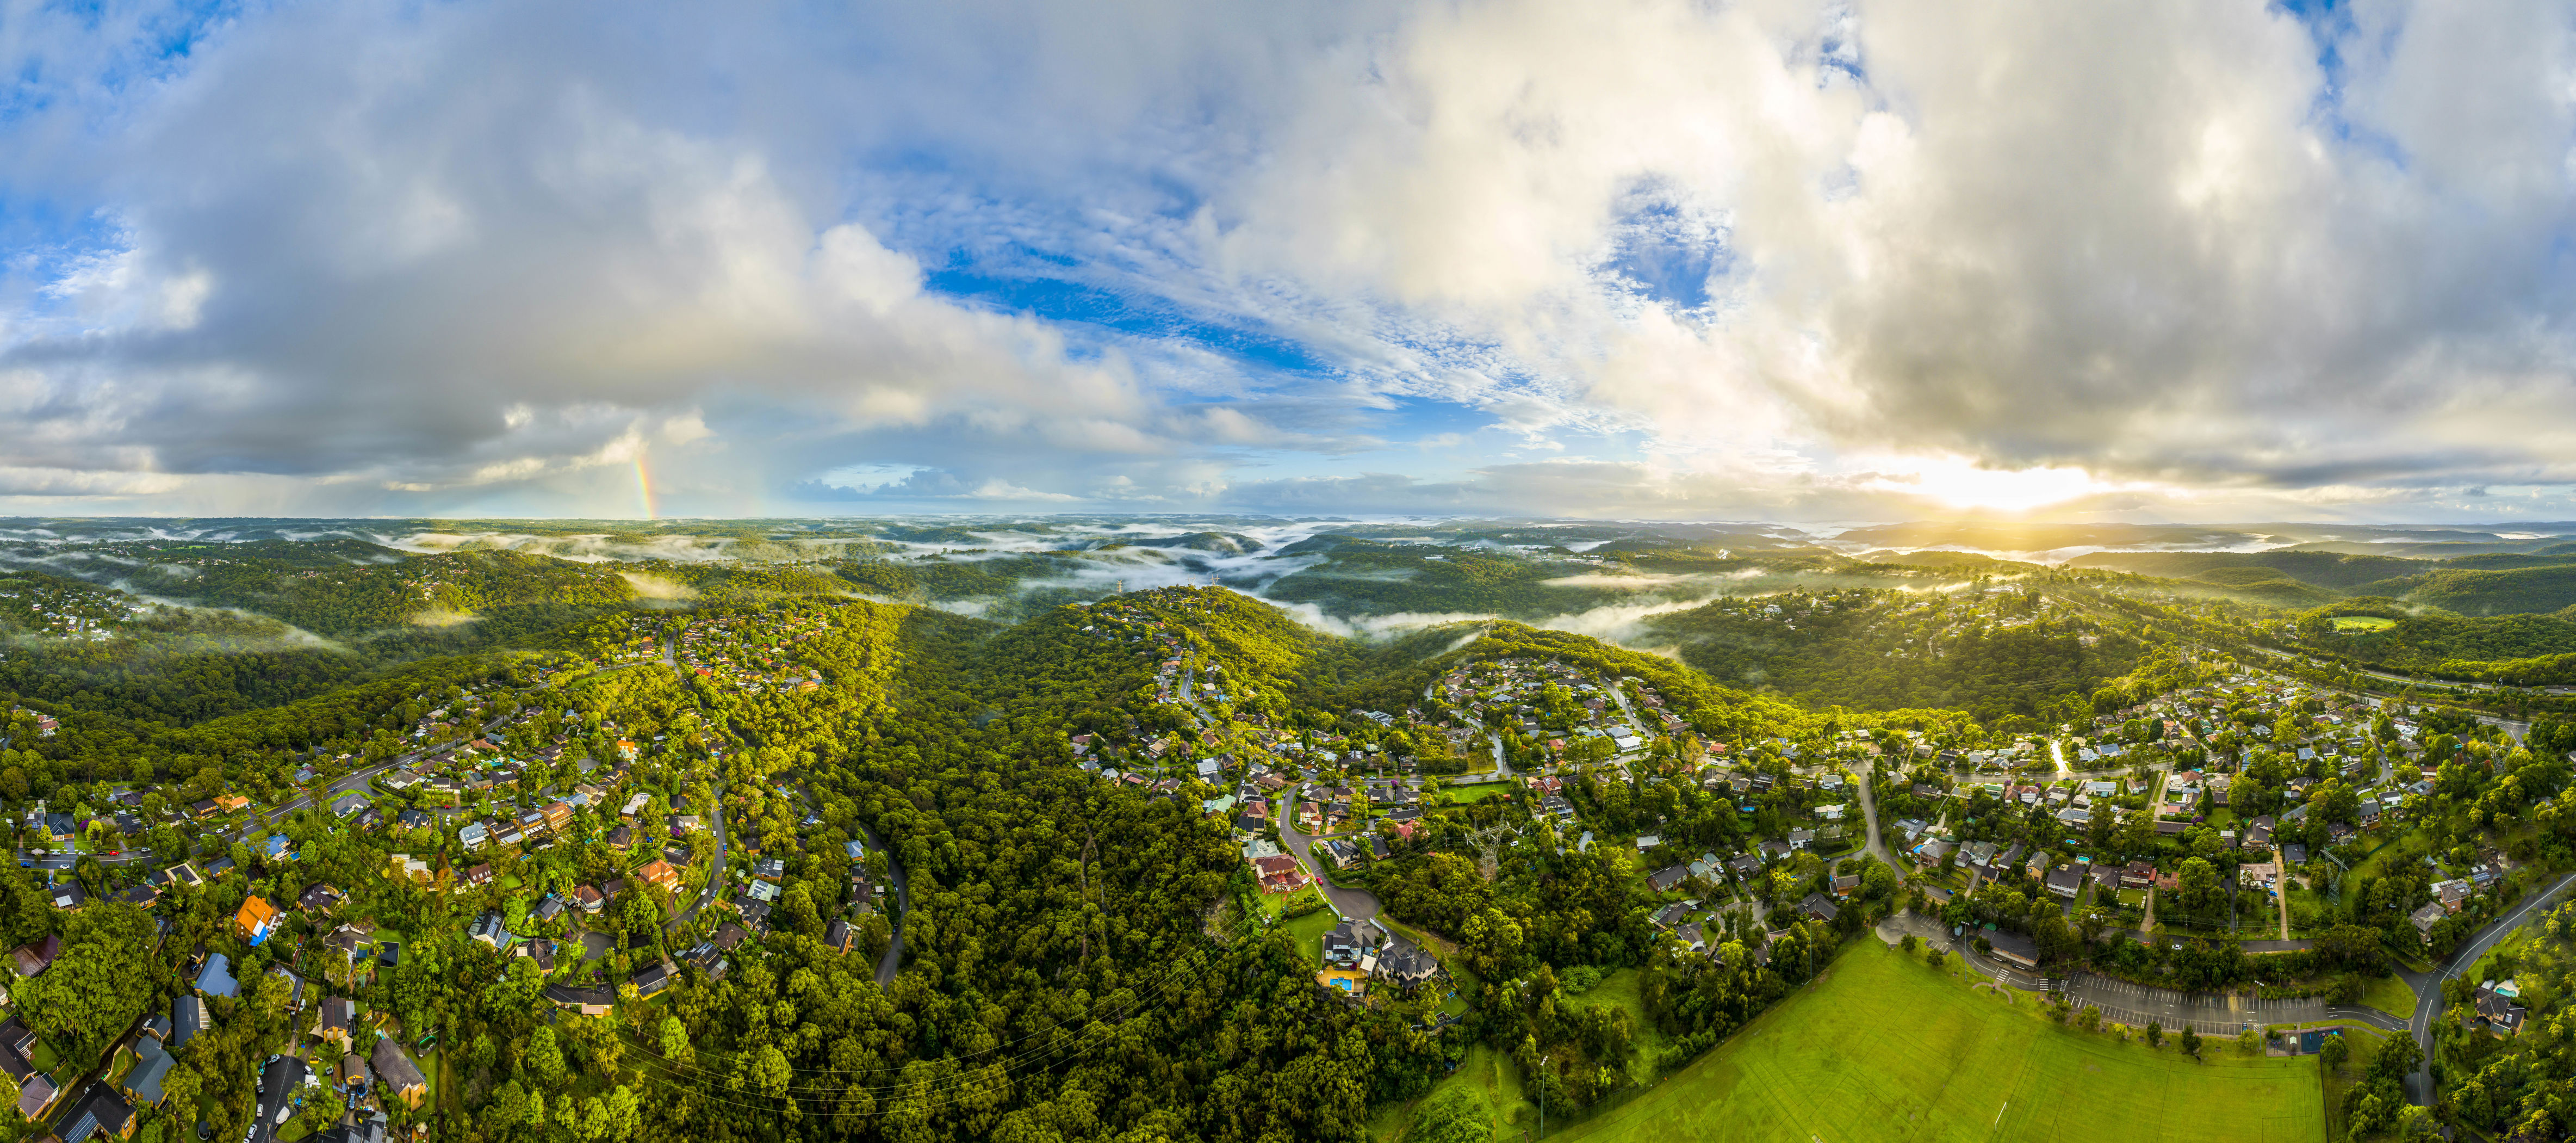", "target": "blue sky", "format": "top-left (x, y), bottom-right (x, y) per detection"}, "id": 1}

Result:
top-left (2, 0), bottom-right (2576, 522)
